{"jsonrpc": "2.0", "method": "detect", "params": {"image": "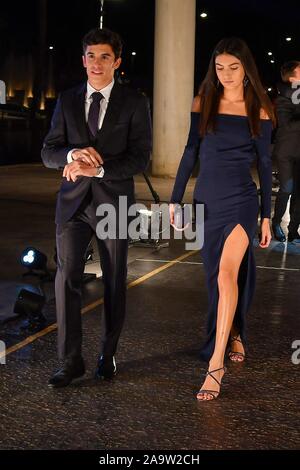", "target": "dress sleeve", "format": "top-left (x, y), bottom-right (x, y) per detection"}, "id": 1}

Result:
top-left (253, 120), bottom-right (273, 218)
top-left (170, 112), bottom-right (201, 203)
